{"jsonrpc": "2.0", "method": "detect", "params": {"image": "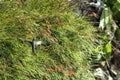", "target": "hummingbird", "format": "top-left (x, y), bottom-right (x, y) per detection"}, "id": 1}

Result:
top-left (30, 37), bottom-right (43, 54)
top-left (30, 36), bottom-right (52, 54)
